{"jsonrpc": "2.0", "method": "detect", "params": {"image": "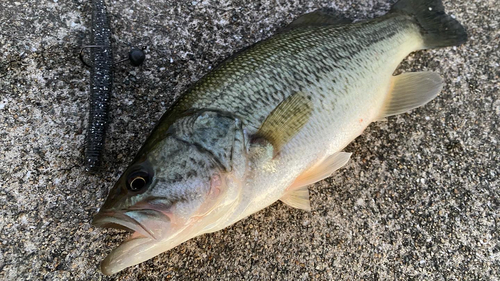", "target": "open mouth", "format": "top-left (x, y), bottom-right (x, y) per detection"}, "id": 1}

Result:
top-left (93, 209), bottom-right (171, 240)
top-left (92, 208), bottom-right (174, 275)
